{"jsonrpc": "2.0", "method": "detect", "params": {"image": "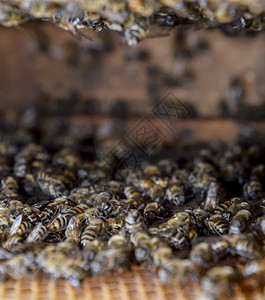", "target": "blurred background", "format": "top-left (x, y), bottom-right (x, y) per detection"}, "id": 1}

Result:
top-left (0, 22), bottom-right (265, 146)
